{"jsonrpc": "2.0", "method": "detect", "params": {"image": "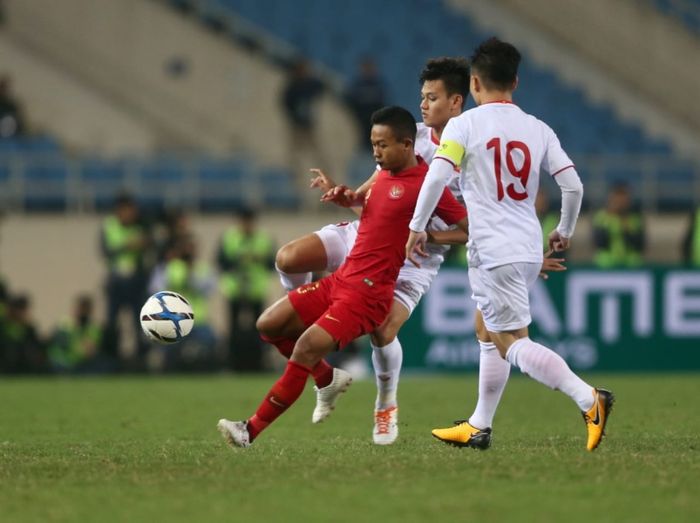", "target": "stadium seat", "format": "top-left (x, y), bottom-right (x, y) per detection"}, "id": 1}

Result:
top-left (23, 158), bottom-right (70, 211)
top-left (198, 156), bottom-right (251, 211)
top-left (78, 156), bottom-right (128, 211)
top-left (259, 166), bottom-right (300, 209)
